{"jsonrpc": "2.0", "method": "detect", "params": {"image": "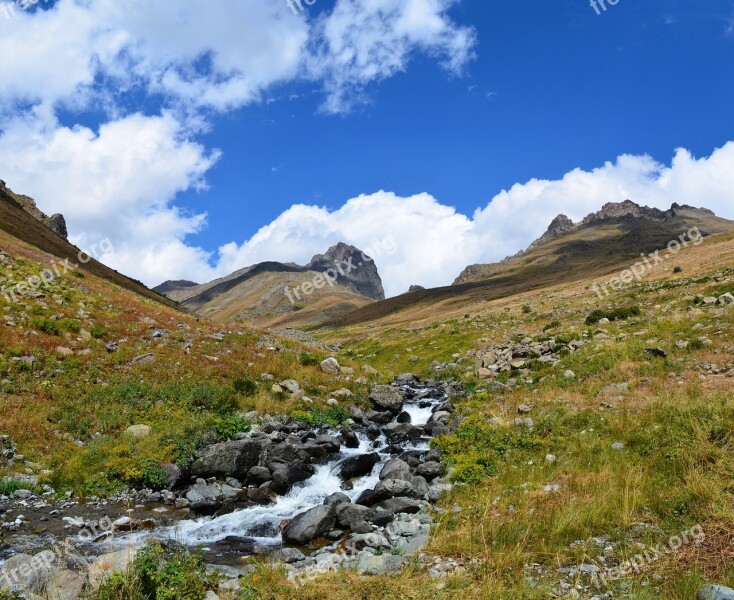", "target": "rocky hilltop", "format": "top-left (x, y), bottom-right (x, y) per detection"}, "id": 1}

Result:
top-left (156, 242), bottom-right (385, 327)
top-left (0, 180), bottom-right (67, 239)
top-left (454, 200), bottom-right (731, 285)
